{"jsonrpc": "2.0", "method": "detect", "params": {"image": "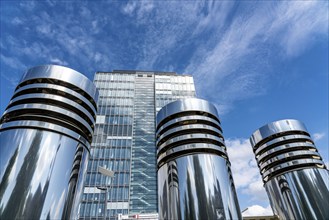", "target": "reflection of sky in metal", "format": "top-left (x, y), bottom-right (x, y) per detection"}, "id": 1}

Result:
top-left (30, 133), bottom-right (56, 194)
top-left (1, 1), bottom-right (328, 215)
